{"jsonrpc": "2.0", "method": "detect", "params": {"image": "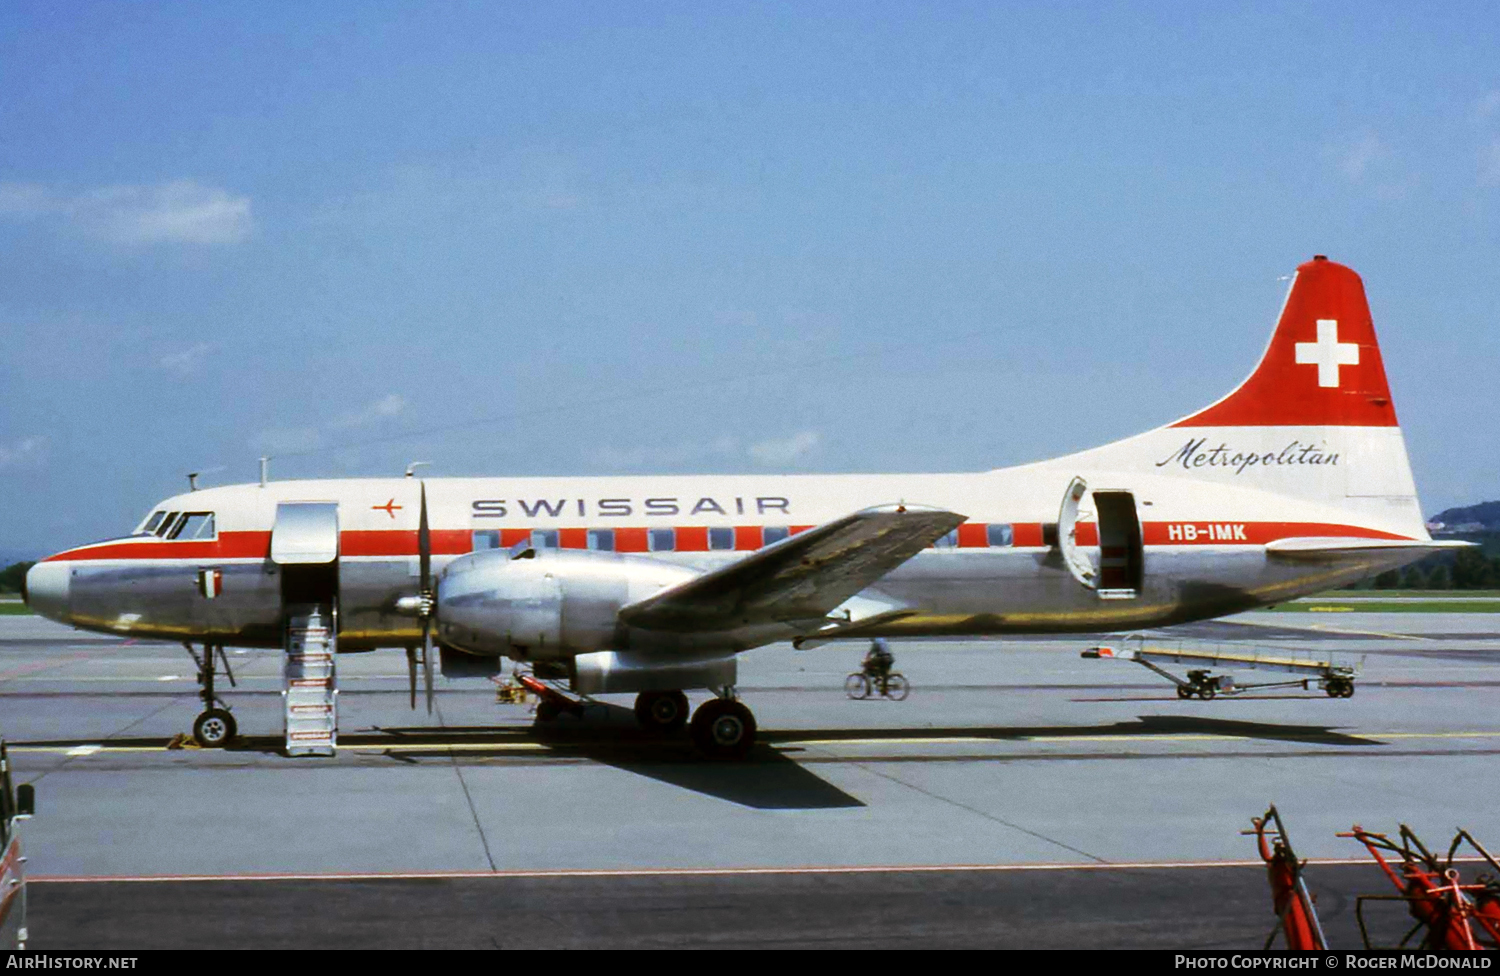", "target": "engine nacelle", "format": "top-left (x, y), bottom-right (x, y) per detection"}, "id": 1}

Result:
top-left (435, 549), bottom-right (697, 661)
